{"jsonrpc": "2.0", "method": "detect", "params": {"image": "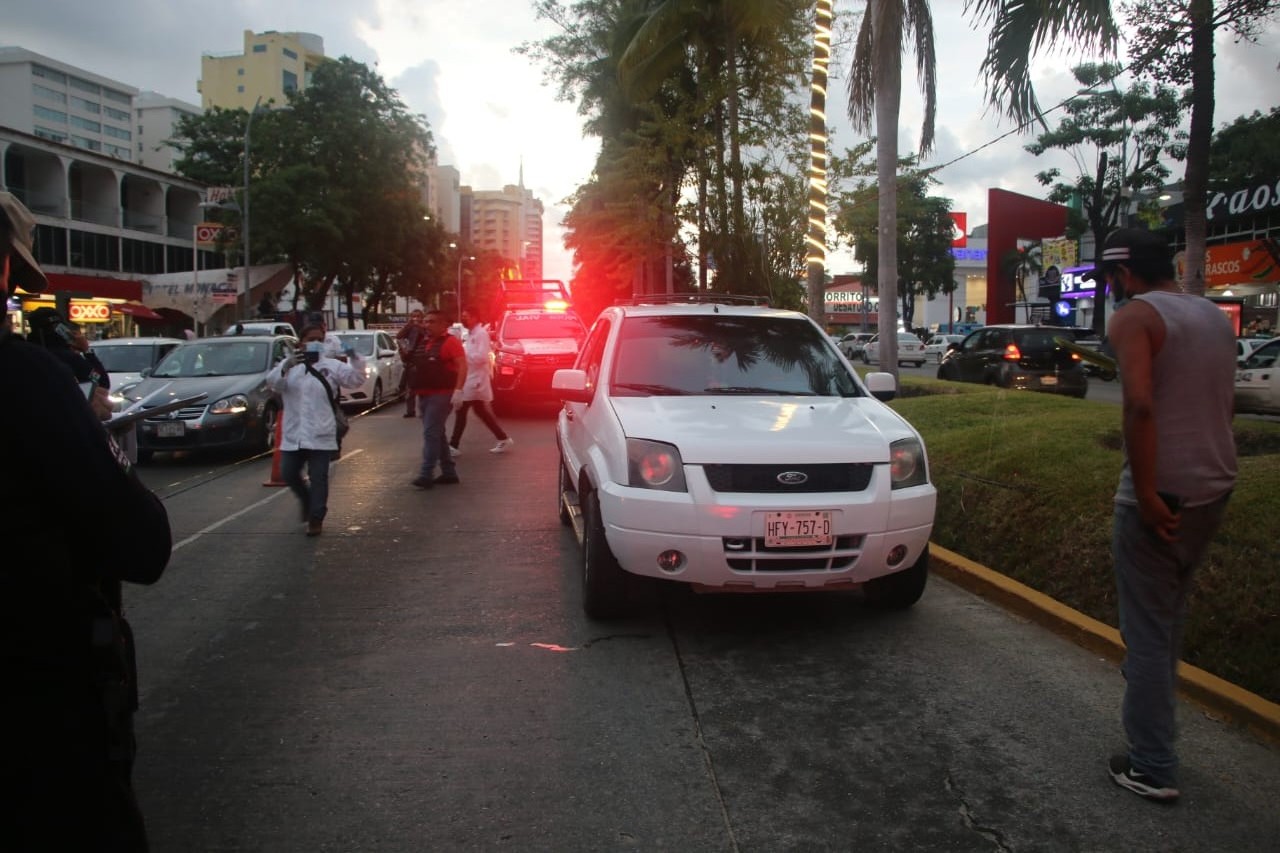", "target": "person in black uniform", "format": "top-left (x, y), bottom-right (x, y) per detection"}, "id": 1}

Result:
top-left (0, 191), bottom-right (172, 851)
